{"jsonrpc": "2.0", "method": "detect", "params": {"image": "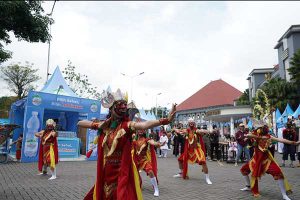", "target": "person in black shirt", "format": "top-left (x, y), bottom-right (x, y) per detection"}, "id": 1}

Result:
top-left (210, 125), bottom-right (222, 165)
top-left (172, 123), bottom-right (185, 157)
top-left (281, 122), bottom-right (297, 168)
